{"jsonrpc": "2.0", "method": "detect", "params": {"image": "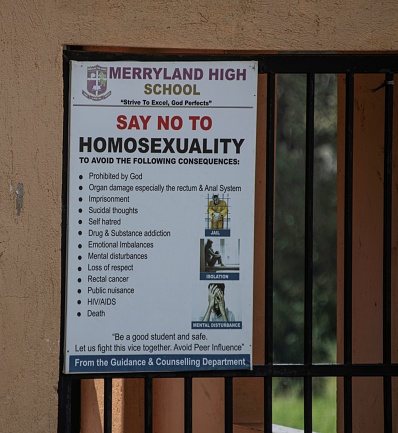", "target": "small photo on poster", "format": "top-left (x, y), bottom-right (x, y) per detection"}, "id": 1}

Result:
top-left (191, 282), bottom-right (242, 329)
top-left (205, 194), bottom-right (231, 237)
top-left (199, 238), bottom-right (240, 280)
